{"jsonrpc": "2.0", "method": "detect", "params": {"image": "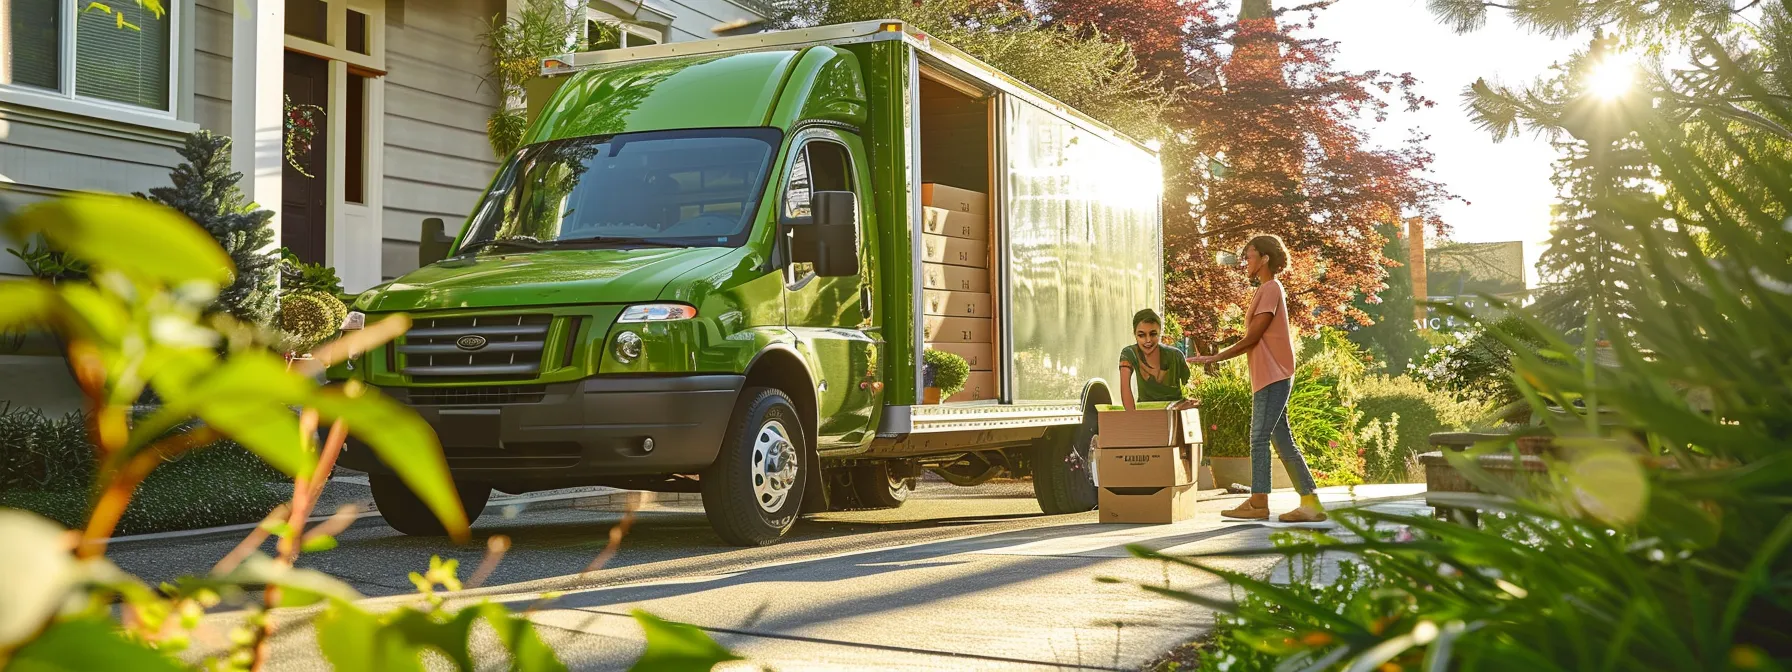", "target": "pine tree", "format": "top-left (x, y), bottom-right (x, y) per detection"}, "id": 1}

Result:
top-left (1531, 137), bottom-right (1651, 342)
top-left (138, 131), bottom-right (279, 326)
top-left (1462, 33), bottom-right (1654, 343)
